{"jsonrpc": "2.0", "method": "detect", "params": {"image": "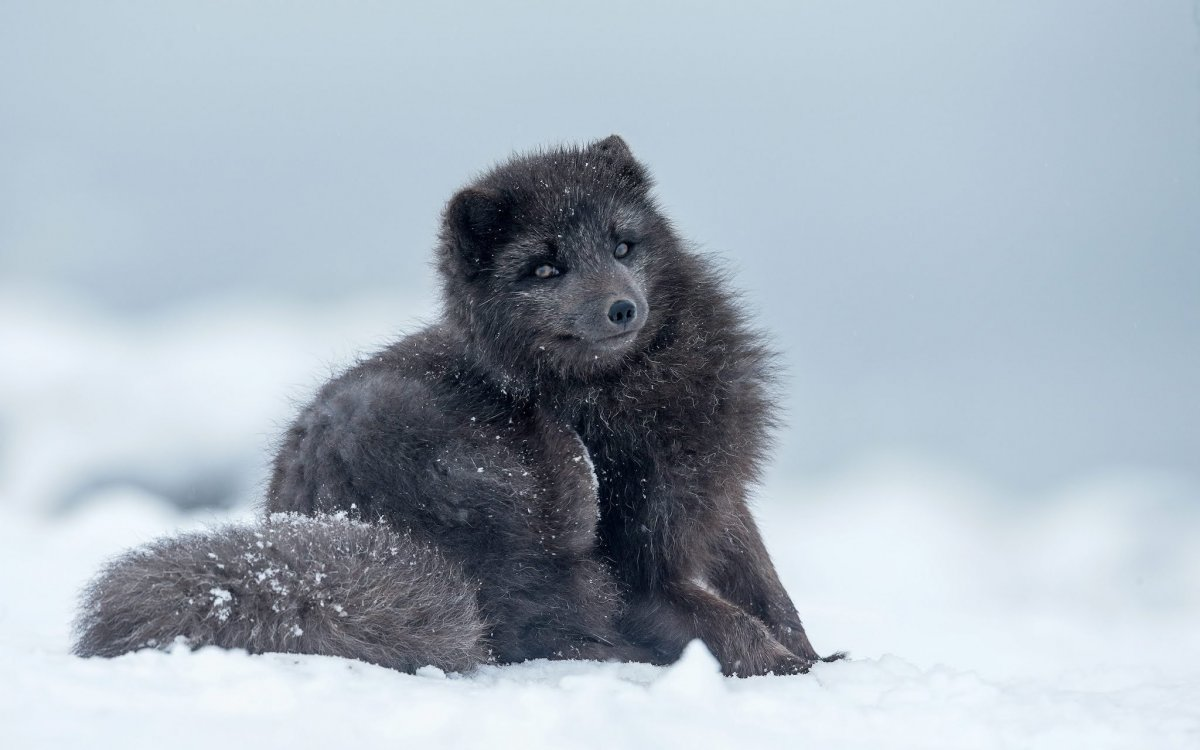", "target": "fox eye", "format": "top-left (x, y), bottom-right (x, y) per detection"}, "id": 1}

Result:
top-left (614, 241), bottom-right (632, 259)
top-left (533, 264), bottom-right (560, 279)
